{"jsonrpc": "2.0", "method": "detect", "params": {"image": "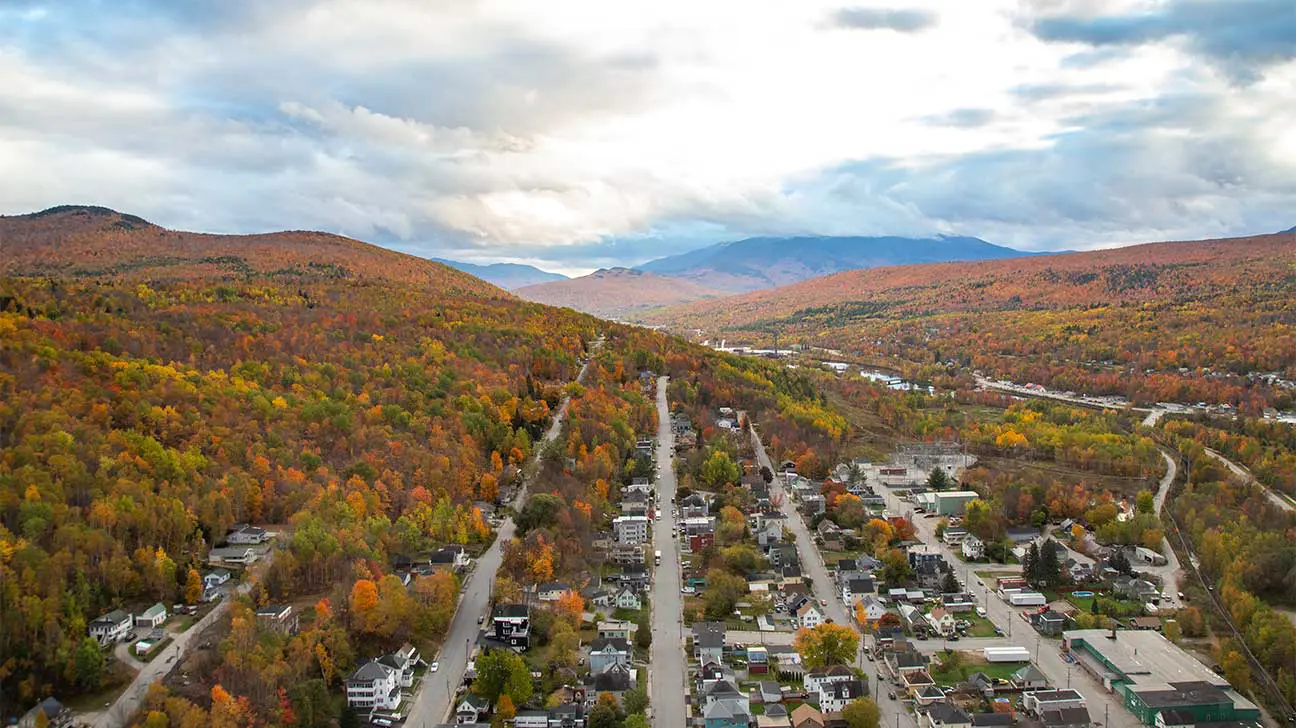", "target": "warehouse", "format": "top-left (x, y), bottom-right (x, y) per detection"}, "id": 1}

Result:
top-left (914, 490), bottom-right (981, 516)
top-left (1063, 630), bottom-right (1260, 726)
